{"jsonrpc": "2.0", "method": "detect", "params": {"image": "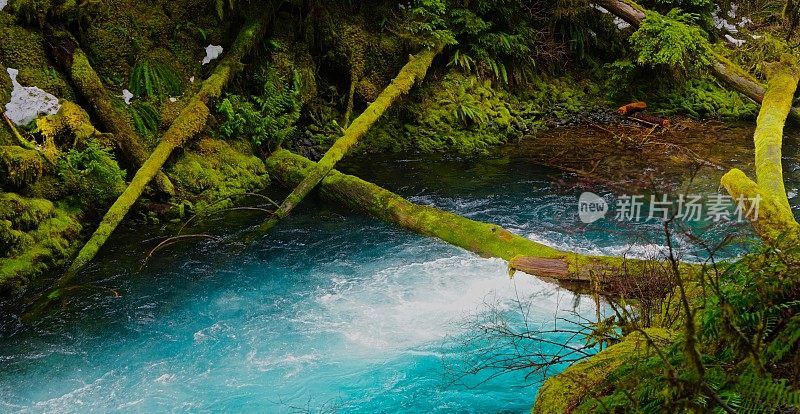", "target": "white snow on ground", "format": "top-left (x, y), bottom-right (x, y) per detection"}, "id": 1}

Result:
top-left (122, 89), bottom-right (134, 105)
top-left (4, 68), bottom-right (61, 126)
top-left (201, 45), bottom-right (223, 65)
